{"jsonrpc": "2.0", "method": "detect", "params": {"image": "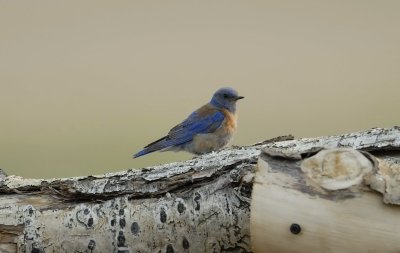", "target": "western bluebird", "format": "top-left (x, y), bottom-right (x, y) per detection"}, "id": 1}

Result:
top-left (133, 87), bottom-right (244, 158)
